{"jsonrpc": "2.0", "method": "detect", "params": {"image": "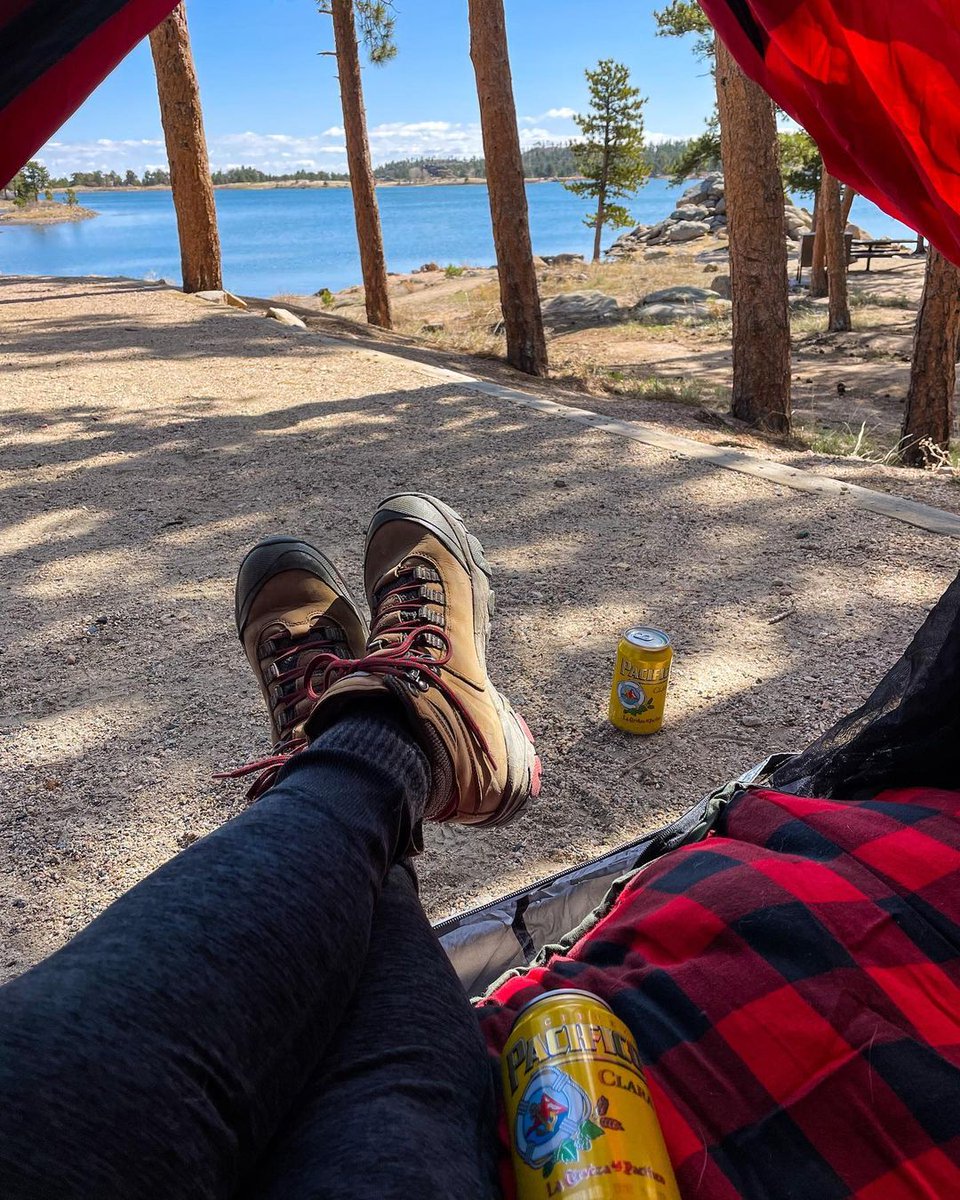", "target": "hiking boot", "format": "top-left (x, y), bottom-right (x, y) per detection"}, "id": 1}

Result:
top-left (303, 494), bottom-right (541, 826)
top-left (222, 536), bottom-right (368, 799)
